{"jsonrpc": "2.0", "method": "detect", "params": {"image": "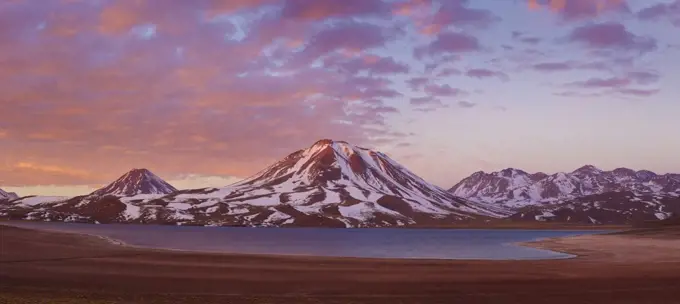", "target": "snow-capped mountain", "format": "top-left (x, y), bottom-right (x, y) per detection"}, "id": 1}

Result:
top-left (91, 168), bottom-right (177, 196)
top-left (0, 188), bottom-right (19, 201)
top-left (1, 140), bottom-right (507, 227)
top-left (449, 165), bottom-right (680, 208)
